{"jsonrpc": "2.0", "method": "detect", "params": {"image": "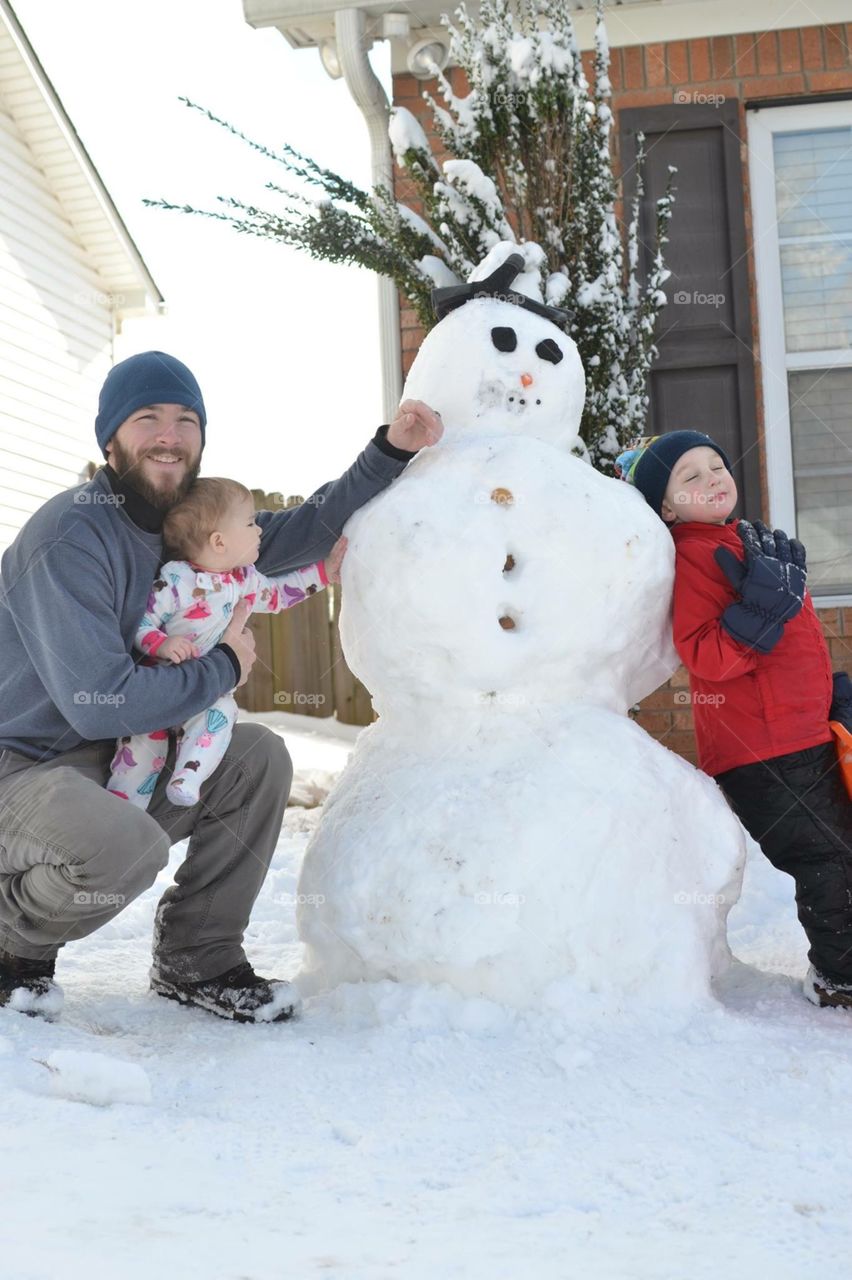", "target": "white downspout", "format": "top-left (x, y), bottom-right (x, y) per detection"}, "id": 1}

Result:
top-left (334, 7), bottom-right (402, 421)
